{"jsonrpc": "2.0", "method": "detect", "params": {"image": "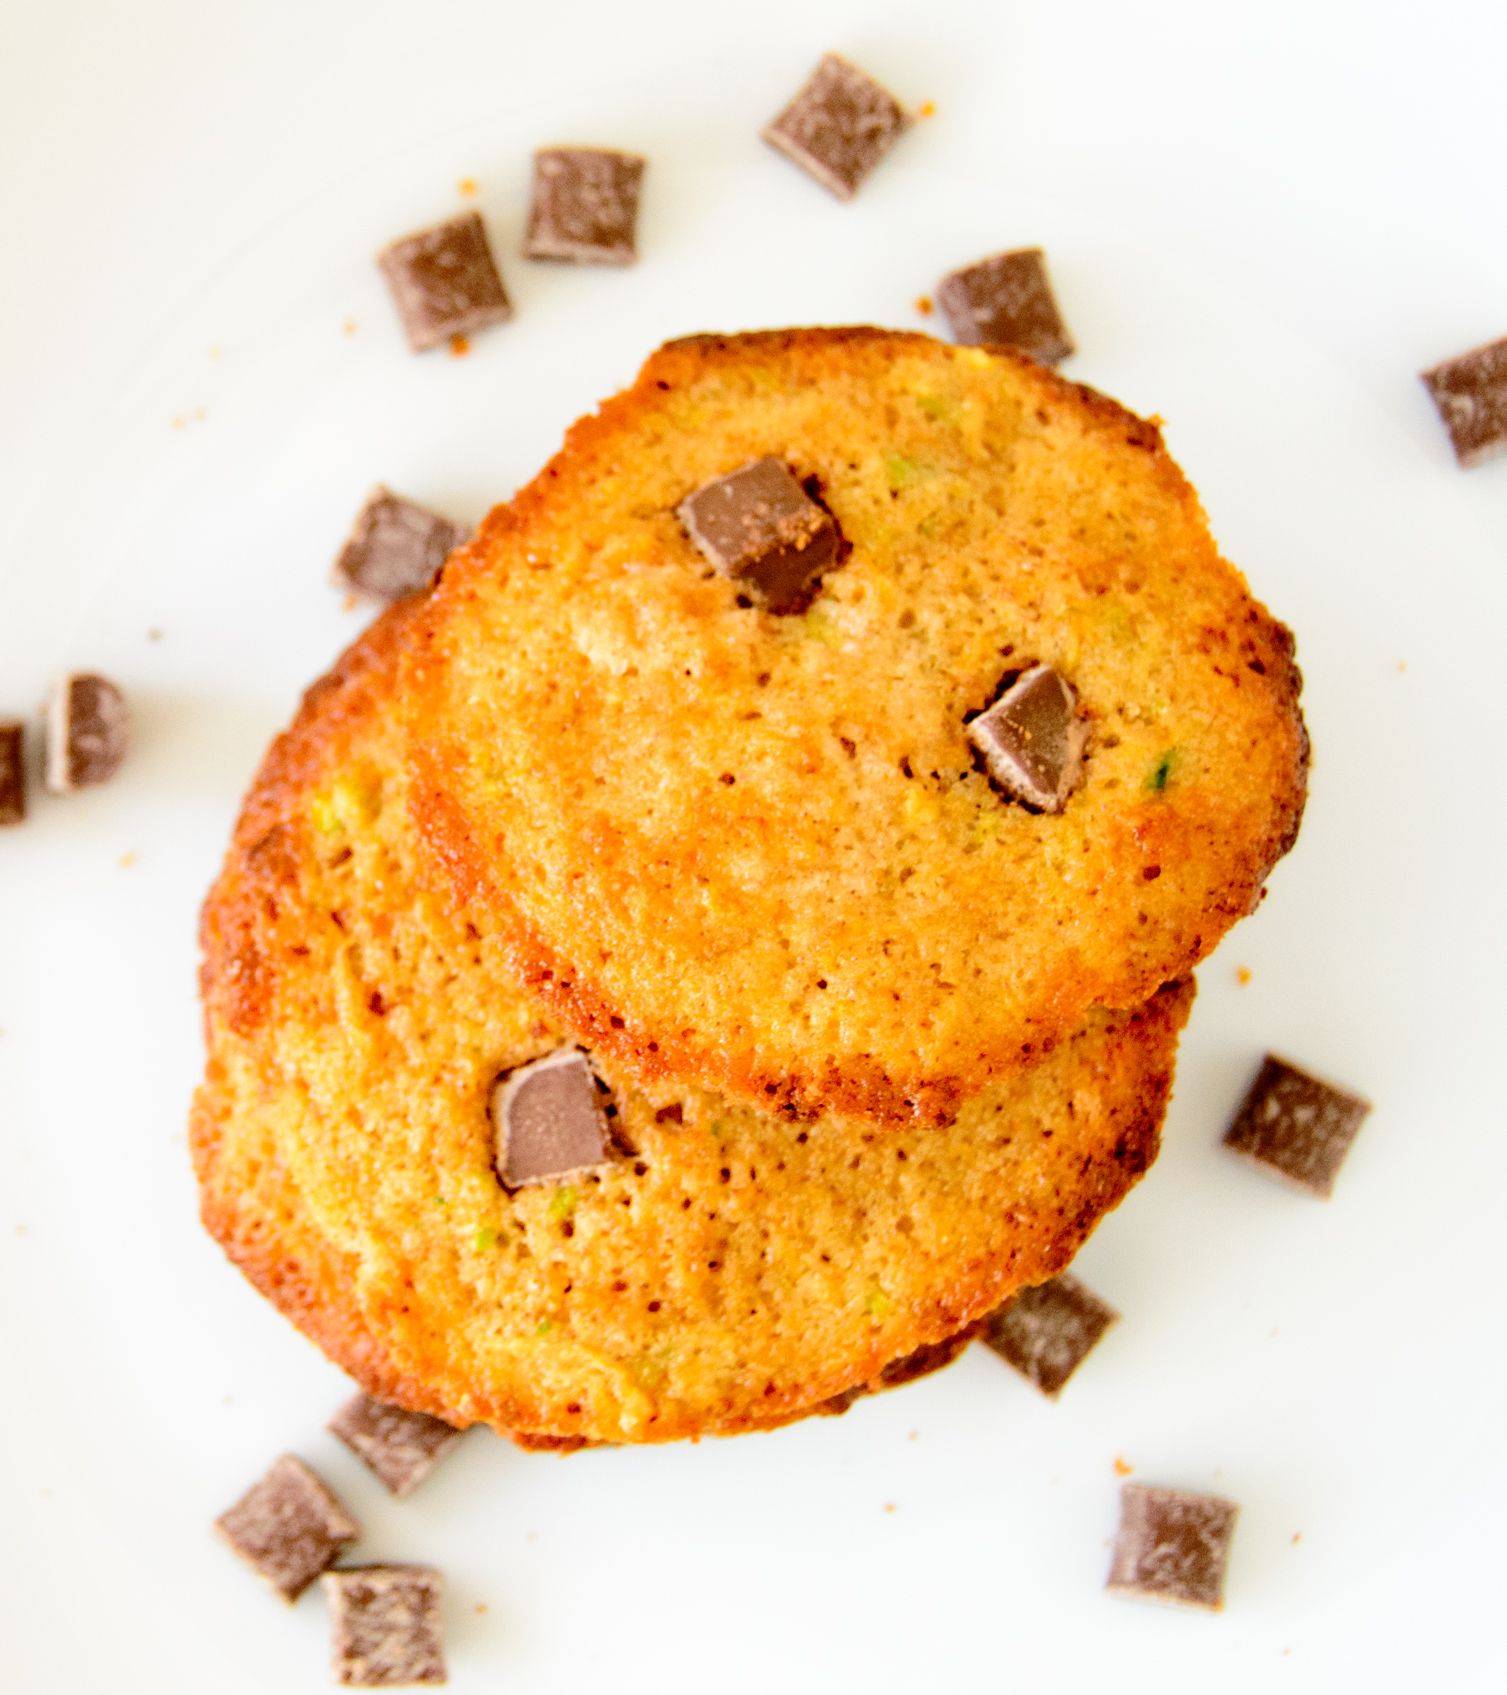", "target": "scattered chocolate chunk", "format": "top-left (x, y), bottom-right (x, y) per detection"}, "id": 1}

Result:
top-left (376, 212), bottom-right (512, 353)
top-left (1107, 1484), bottom-right (1239, 1610)
top-left (1223, 1055), bottom-right (1370, 1198)
top-left (937, 248), bottom-right (1075, 365)
top-left (323, 1566), bottom-right (446, 1687)
top-left (678, 457), bottom-right (841, 613)
top-left (761, 53), bottom-right (911, 200)
top-left (525, 148), bottom-right (646, 264)
top-left (492, 1047), bottom-right (613, 1189)
top-left (0, 722), bottom-right (25, 825)
top-left (979, 1272), bottom-right (1118, 1397)
top-left (329, 1393), bottom-right (465, 1498)
top-left (333, 488), bottom-right (469, 603)
top-left (215, 1454), bottom-right (359, 1601)
top-left (45, 673), bottom-right (129, 793)
top-left (1420, 337), bottom-right (1507, 467)
top-left (967, 663), bottom-right (1087, 813)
